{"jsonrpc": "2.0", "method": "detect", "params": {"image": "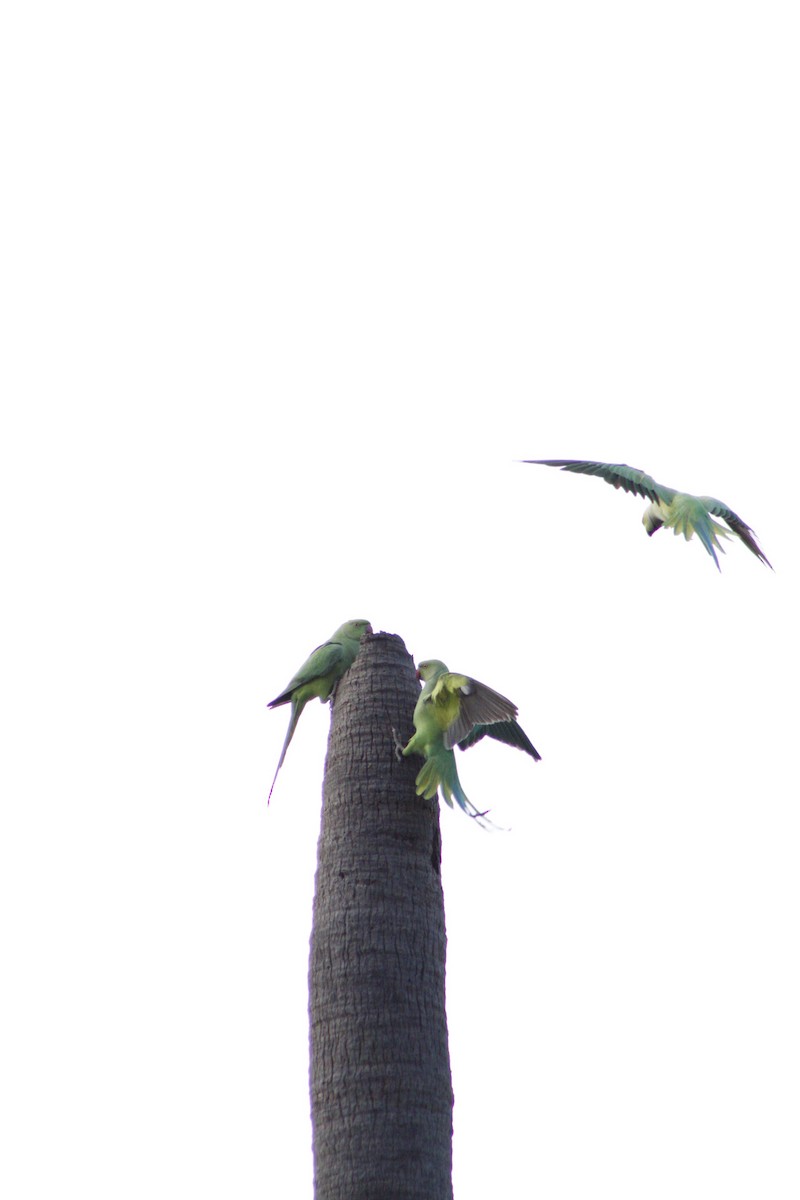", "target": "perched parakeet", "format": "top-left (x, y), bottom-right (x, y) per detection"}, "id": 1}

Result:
top-left (268, 618), bottom-right (372, 801)
top-left (525, 459), bottom-right (772, 571)
top-left (401, 659), bottom-right (541, 829)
